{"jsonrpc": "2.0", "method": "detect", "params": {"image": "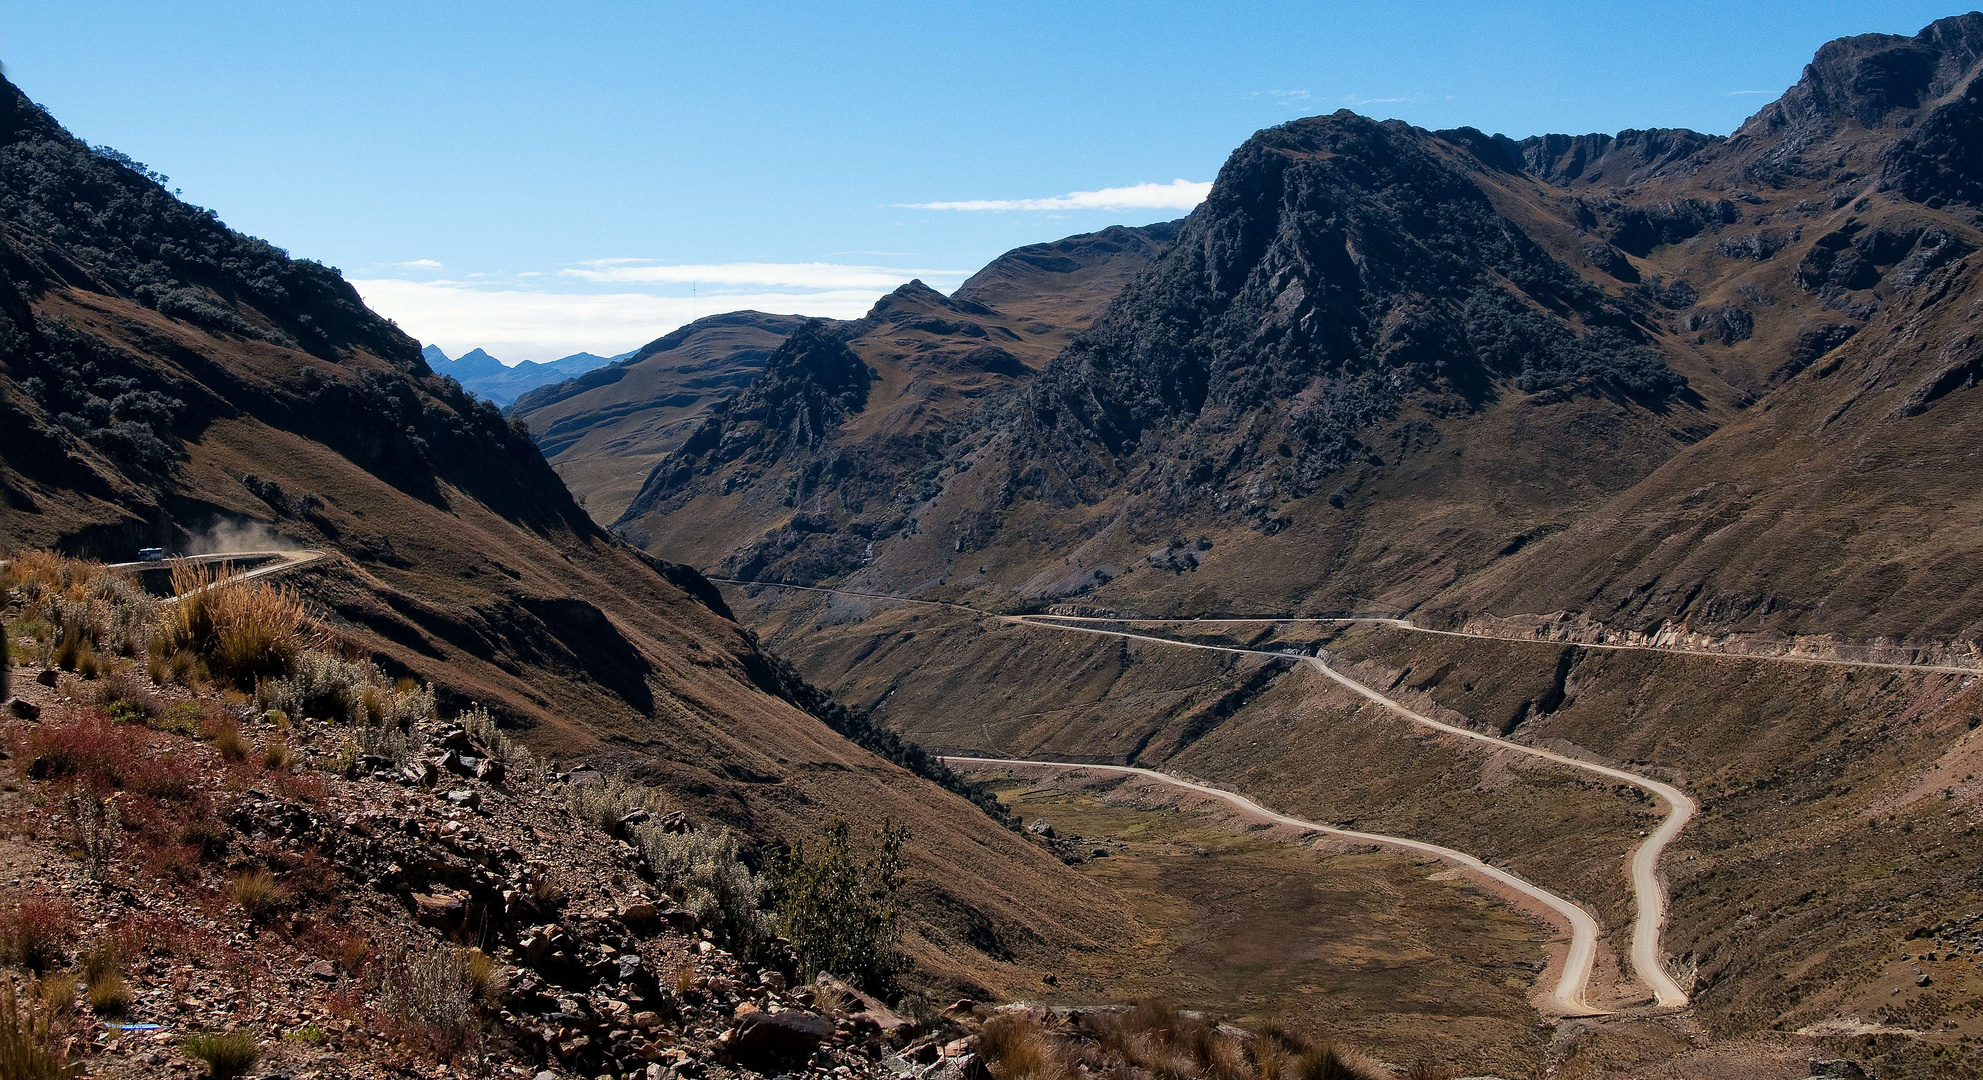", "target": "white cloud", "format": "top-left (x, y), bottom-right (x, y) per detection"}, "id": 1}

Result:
top-left (560, 260), bottom-right (969, 289)
top-left (1725, 89), bottom-right (1772, 96)
top-left (389, 258), bottom-right (444, 269)
top-left (351, 278), bottom-right (892, 364)
top-left (903, 179), bottom-right (1212, 213)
